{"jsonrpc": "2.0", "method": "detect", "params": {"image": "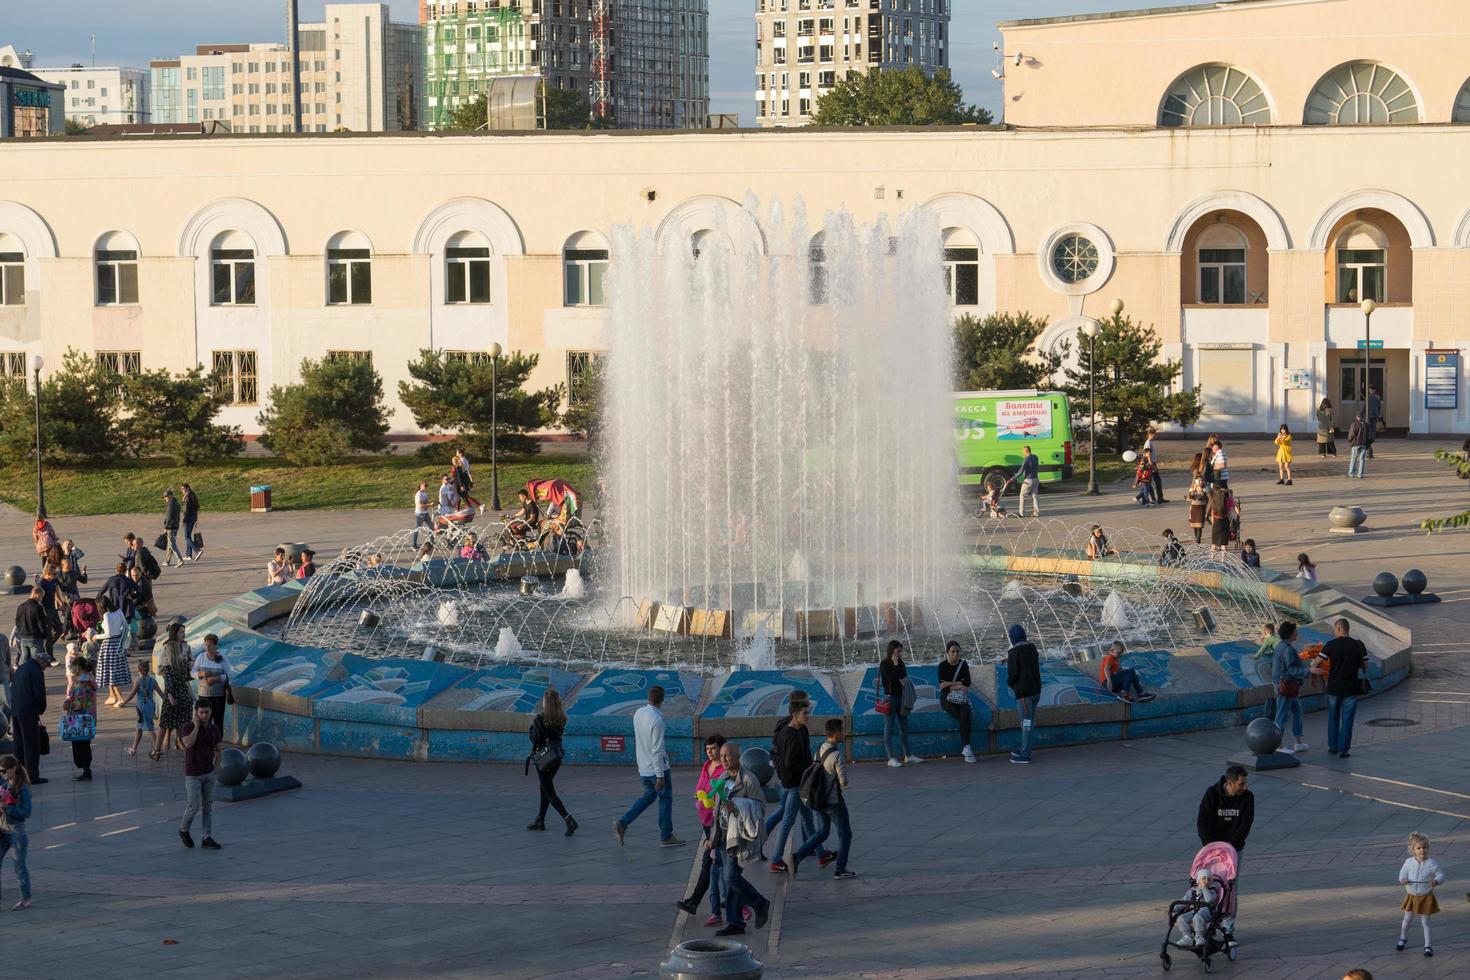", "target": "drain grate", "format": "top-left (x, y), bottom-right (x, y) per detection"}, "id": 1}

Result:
top-left (1366, 718), bottom-right (1418, 728)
